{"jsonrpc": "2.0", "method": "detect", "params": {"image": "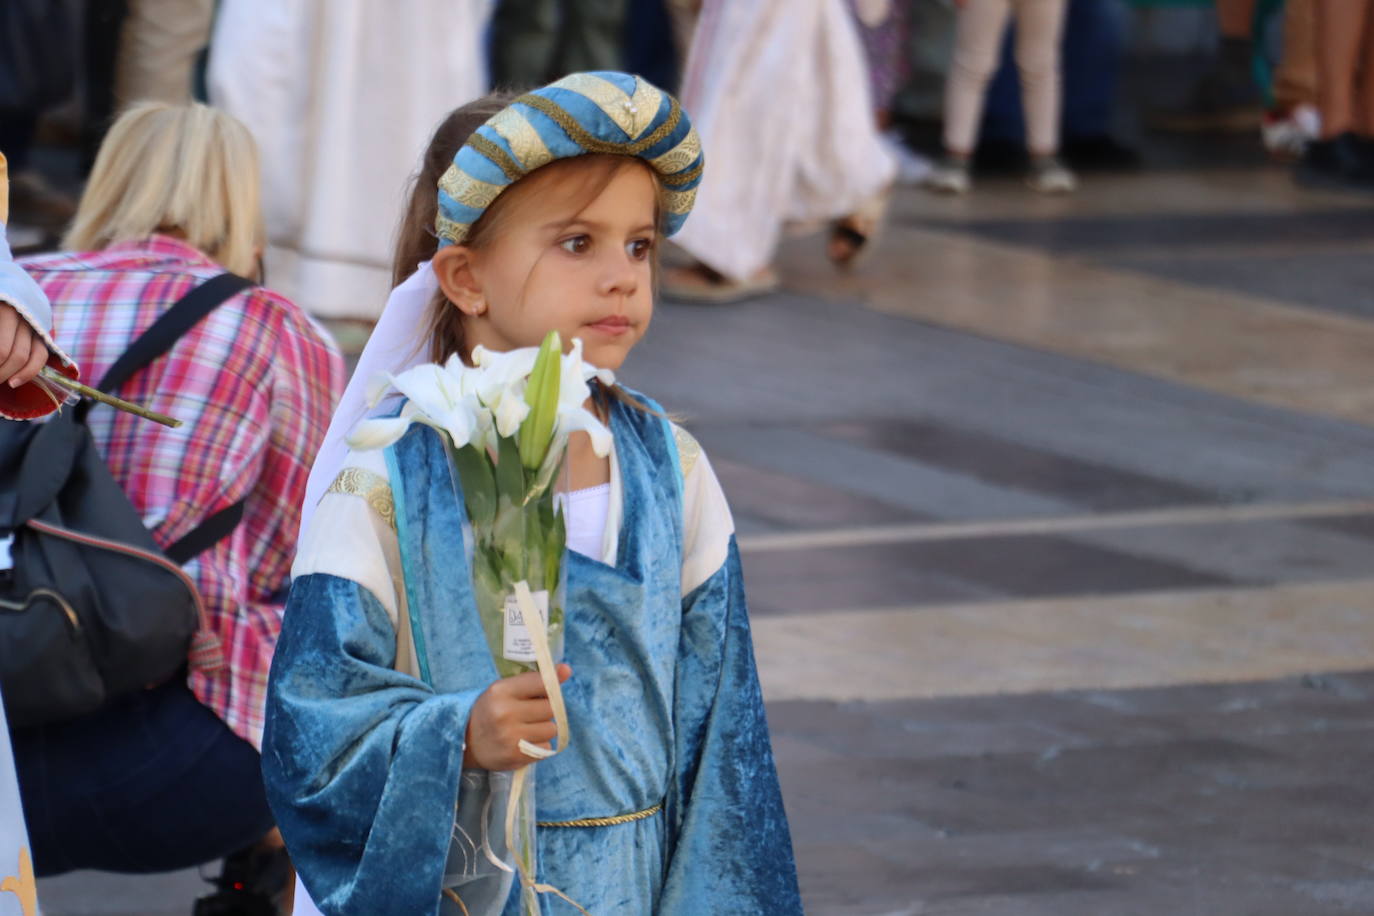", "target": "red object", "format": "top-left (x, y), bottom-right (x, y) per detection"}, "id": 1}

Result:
top-left (0, 352), bottom-right (79, 419)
